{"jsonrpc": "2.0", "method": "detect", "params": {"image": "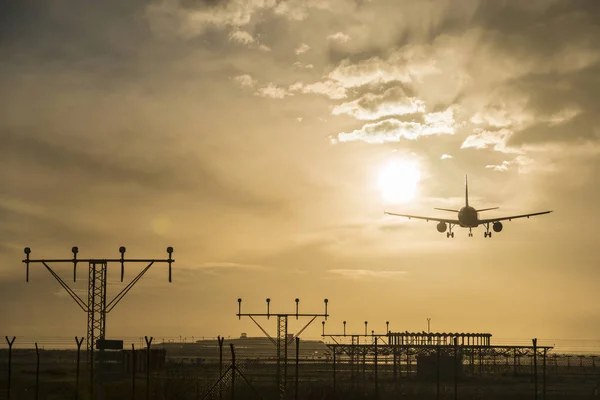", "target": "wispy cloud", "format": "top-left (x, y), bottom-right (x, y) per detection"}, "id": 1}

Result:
top-left (333, 108), bottom-right (455, 144)
top-left (328, 269), bottom-right (407, 280)
top-left (331, 86), bottom-right (425, 121)
top-left (288, 80), bottom-right (346, 99)
top-left (255, 83), bottom-right (292, 99)
top-left (198, 261), bottom-right (268, 275)
top-left (461, 128), bottom-right (520, 154)
top-left (295, 43), bottom-right (310, 55)
top-left (228, 30), bottom-right (255, 44)
top-left (327, 32), bottom-right (350, 43)
top-left (200, 262), bottom-right (264, 269)
top-left (441, 154), bottom-right (453, 159)
top-left (233, 74), bottom-right (258, 88)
